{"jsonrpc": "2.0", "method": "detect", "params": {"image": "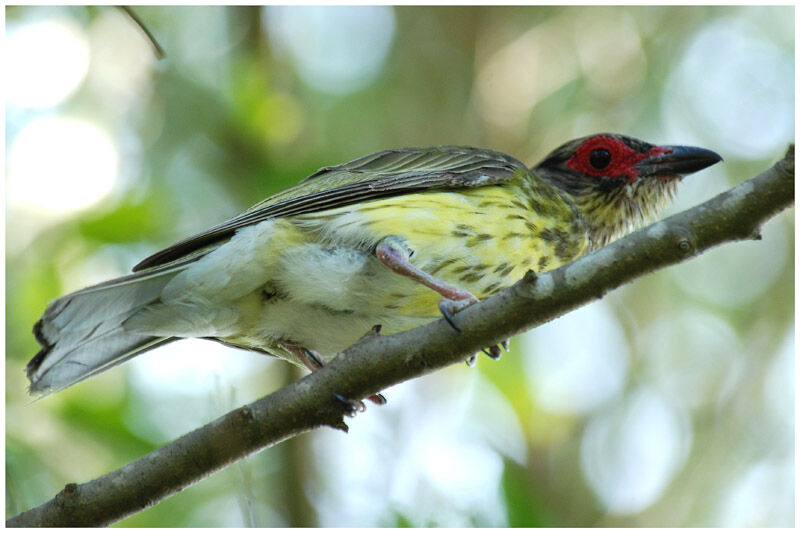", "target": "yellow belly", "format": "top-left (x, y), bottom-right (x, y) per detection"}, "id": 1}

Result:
top-left (293, 182), bottom-right (589, 317)
top-left (223, 181), bottom-right (589, 360)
